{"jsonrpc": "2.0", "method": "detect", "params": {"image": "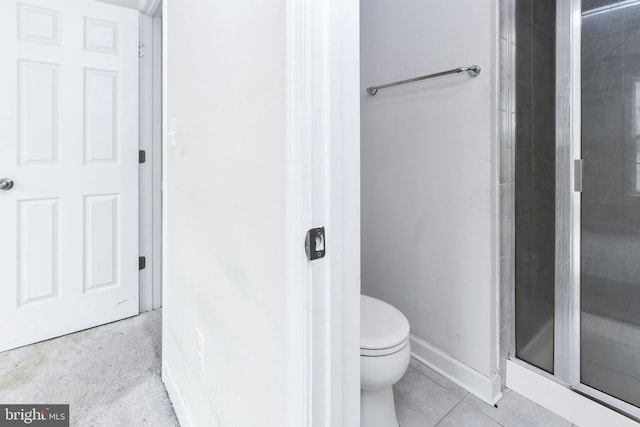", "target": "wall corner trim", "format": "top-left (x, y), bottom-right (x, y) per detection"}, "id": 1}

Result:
top-left (162, 362), bottom-right (195, 427)
top-left (410, 335), bottom-right (503, 405)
